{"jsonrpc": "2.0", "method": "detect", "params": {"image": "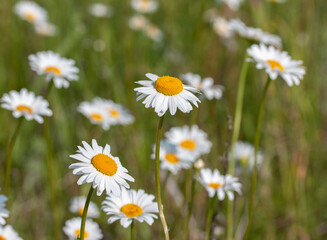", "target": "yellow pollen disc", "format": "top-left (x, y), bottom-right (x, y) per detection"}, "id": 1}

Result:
top-left (180, 140), bottom-right (196, 150)
top-left (16, 105), bottom-right (33, 114)
top-left (209, 182), bottom-right (223, 189)
top-left (78, 207), bottom-right (84, 216)
top-left (0, 236), bottom-right (7, 240)
top-left (109, 109), bottom-right (120, 118)
top-left (154, 76), bottom-right (183, 96)
top-left (92, 153), bottom-right (118, 176)
top-left (165, 153), bottom-right (179, 164)
top-left (90, 113), bottom-right (103, 122)
top-left (120, 204), bottom-right (143, 218)
top-left (24, 13), bottom-right (36, 22)
top-left (44, 66), bottom-right (62, 75)
top-left (75, 230), bottom-right (88, 238)
top-left (267, 60), bottom-right (284, 71)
